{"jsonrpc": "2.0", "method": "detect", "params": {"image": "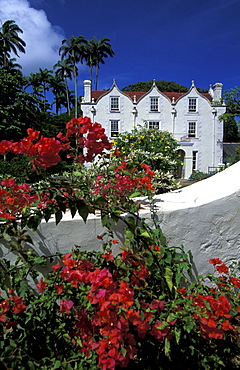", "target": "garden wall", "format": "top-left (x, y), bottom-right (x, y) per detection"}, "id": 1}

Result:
top-left (1, 162), bottom-right (240, 277)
